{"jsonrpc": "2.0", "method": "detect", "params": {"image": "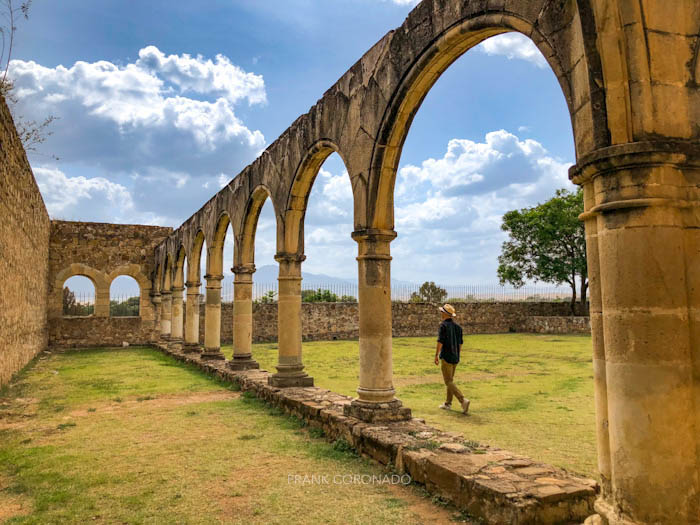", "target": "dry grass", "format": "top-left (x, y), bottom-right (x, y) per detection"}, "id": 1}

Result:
top-left (0, 347), bottom-right (468, 524)
top-left (227, 333), bottom-right (596, 476)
